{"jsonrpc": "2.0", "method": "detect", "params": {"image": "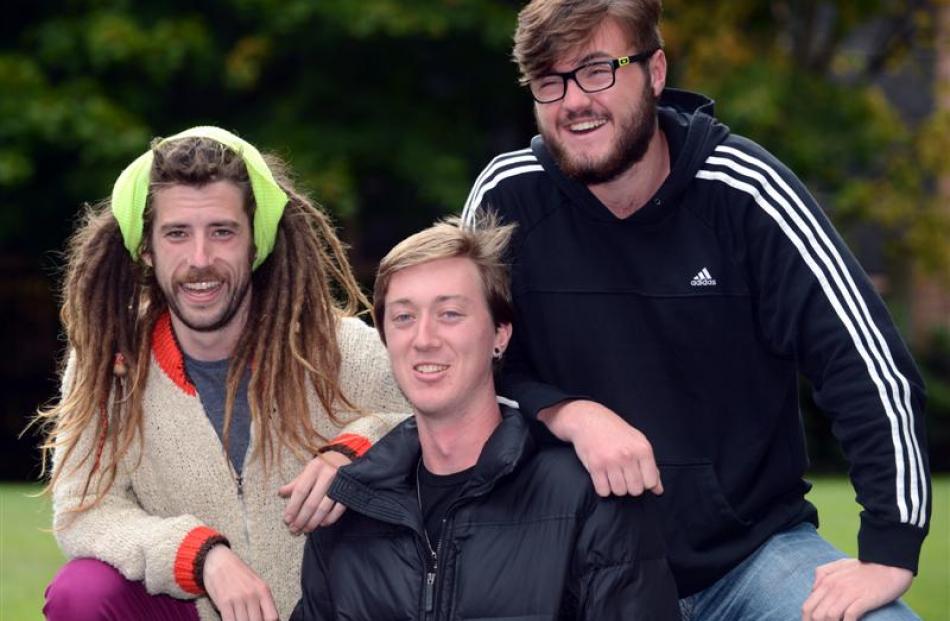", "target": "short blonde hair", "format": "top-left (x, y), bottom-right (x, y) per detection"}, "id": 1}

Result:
top-left (373, 214), bottom-right (515, 344)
